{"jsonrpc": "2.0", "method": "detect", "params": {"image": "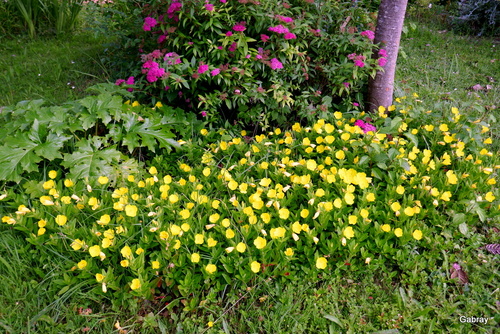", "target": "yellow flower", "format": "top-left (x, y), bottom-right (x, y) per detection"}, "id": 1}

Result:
top-left (89, 245), bottom-right (101, 257)
top-left (170, 224), bottom-right (181, 235)
top-left (396, 185), bottom-right (405, 195)
top-left (205, 264), bottom-right (217, 274)
top-left (97, 214), bottom-right (111, 226)
top-left (446, 170), bottom-right (458, 185)
top-left (440, 191), bottom-right (452, 201)
top-left (300, 209), bottom-right (309, 218)
top-left (125, 205), bottom-right (138, 217)
top-left (404, 207), bottom-right (415, 216)
top-left (48, 170), bottom-right (57, 179)
top-left (43, 180), bottom-right (55, 190)
top-left (412, 229), bottom-right (423, 240)
top-left (335, 150), bottom-right (345, 160)
top-left (207, 237), bottom-right (218, 247)
top-left (136, 248), bottom-right (144, 255)
top-left (130, 278), bottom-right (141, 290)
top-left (343, 226), bottom-right (354, 239)
top-left (360, 209), bottom-right (369, 218)
top-left (221, 218), bottom-right (230, 227)
top-left (348, 215), bottom-right (357, 225)
top-left (121, 245), bottom-right (132, 258)
top-left (284, 248), bottom-right (294, 256)
top-left (77, 260), bottom-right (87, 269)
top-left (102, 238), bottom-right (113, 248)
top-left (278, 208), bottom-right (290, 220)
top-left (120, 260), bottom-right (129, 267)
top-left (181, 223), bottom-right (190, 232)
top-left (424, 124), bottom-right (434, 131)
top-left (250, 261), bottom-right (261, 273)
top-left (225, 229), bottom-right (235, 239)
top-left (270, 227), bottom-right (286, 239)
top-left (178, 209), bottom-right (190, 219)
top-left (211, 200), bottom-right (220, 209)
top-left (200, 129), bottom-right (208, 136)
top-left (254, 237), bottom-right (267, 249)
top-left (390, 202), bottom-right (401, 212)
top-left (98, 176), bottom-right (109, 185)
top-left (194, 234), bottom-right (204, 244)
top-left (344, 193), bottom-right (355, 205)
top-left (168, 194), bottom-right (179, 203)
top-left (71, 239), bottom-right (85, 250)
top-left (152, 261), bottom-right (160, 269)
top-left (55, 215), bottom-right (67, 226)
top-left (95, 273), bottom-right (105, 282)
top-left (191, 253), bottom-right (200, 263)
top-left (439, 123), bottom-right (449, 132)
top-left (316, 257), bottom-right (327, 269)
top-left (236, 242), bottom-right (247, 253)
top-left (485, 192), bottom-right (496, 202)
top-left (381, 224), bottom-right (391, 232)
top-left (37, 228), bottom-right (46, 236)
top-left (149, 166), bottom-right (158, 175)
top-left (394, 228), bottom-right (403, 237)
